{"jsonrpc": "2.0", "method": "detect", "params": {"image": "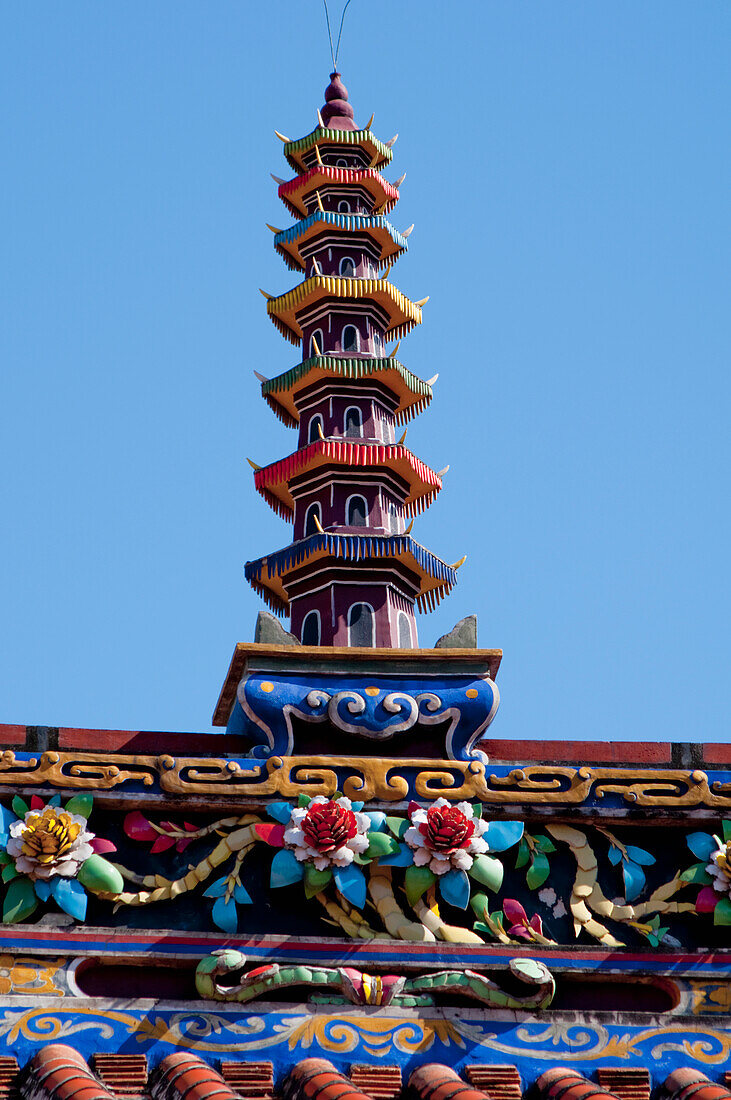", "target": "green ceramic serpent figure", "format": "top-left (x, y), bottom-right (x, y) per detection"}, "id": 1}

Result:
top-left (195, 950), bottom-right (555, 1009)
